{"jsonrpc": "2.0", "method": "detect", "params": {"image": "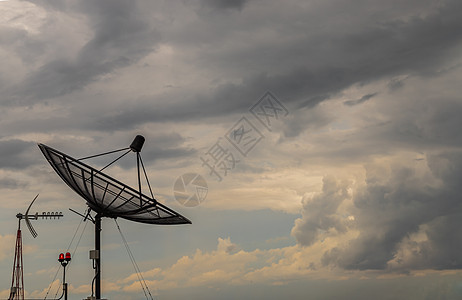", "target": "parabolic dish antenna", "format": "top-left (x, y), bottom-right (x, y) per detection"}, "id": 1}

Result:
top-left (38, 142), bottom-right (190, 225)
top-left (38, 135), bottom-right (191, 299)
